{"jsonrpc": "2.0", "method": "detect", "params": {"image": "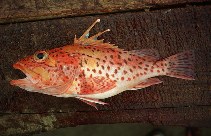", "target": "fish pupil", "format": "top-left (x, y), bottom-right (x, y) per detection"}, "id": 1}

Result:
top-left (37, 53), bottom-right (44, 59)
